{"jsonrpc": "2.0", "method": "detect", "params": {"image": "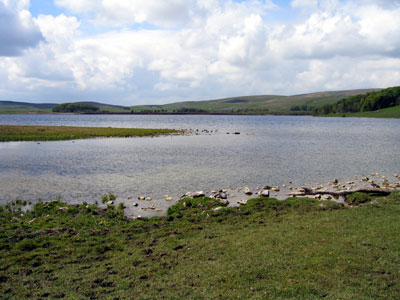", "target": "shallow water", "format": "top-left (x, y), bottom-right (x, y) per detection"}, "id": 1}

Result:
top-left (1, 114), bottom-right (399, 216)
